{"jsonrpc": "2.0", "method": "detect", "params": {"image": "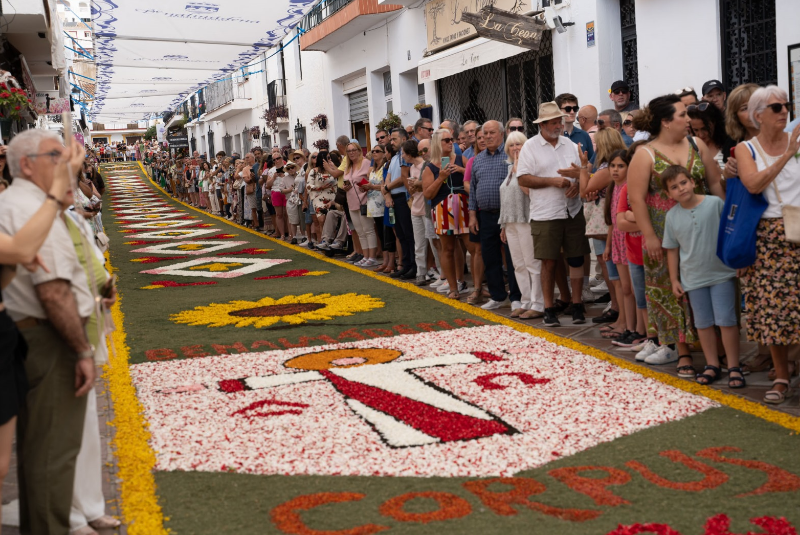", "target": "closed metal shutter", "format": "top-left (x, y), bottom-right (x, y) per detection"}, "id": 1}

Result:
top-left (349, 89), bottom-right (369, 123)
